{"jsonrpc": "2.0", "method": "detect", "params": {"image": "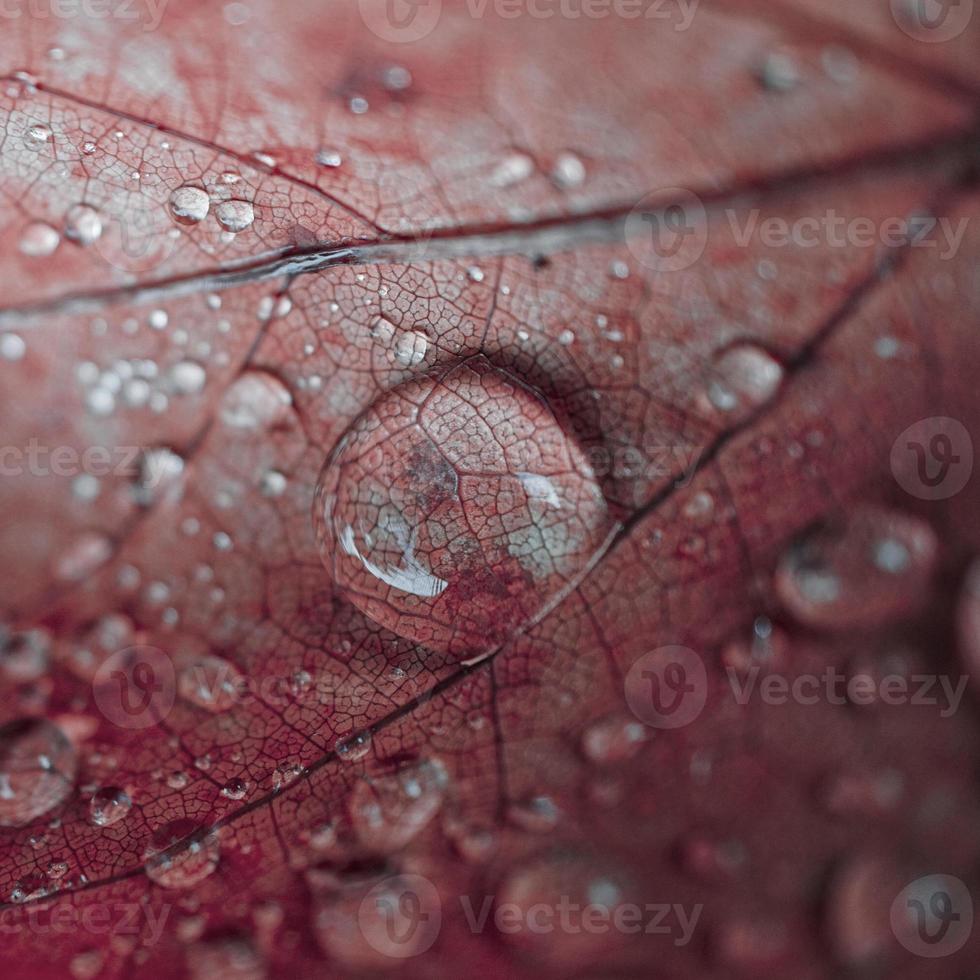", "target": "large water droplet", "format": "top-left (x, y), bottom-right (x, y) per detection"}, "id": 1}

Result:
top-left (775, 506), bottom-right (938, 630)
top-left (703, 343), bottom-right (785, 421)
top-left (89, 786), bottom-right (132, 827)
top-left (169, 185), bottom-right (210, 224)
top-left (957, 557), bottom-right (980, 693)
top-left (824, 853), bottom-right (901, 966)
top-left (313, 871), bottom-right (441, 968)
top-left (495, 853), bottom-right (631, 966)
top-left (143, 819), bottom-right (220, 888)
top-left (0, 719), bottom-right (77, 826)
top-left (348, 757), bottom-right (448, 852)
top-left (314, 358), bottom-right (611, 658)
top-left (186, 936), bottom-right (266, 980)
top-left (215, 199), bottom-right (255, 232)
